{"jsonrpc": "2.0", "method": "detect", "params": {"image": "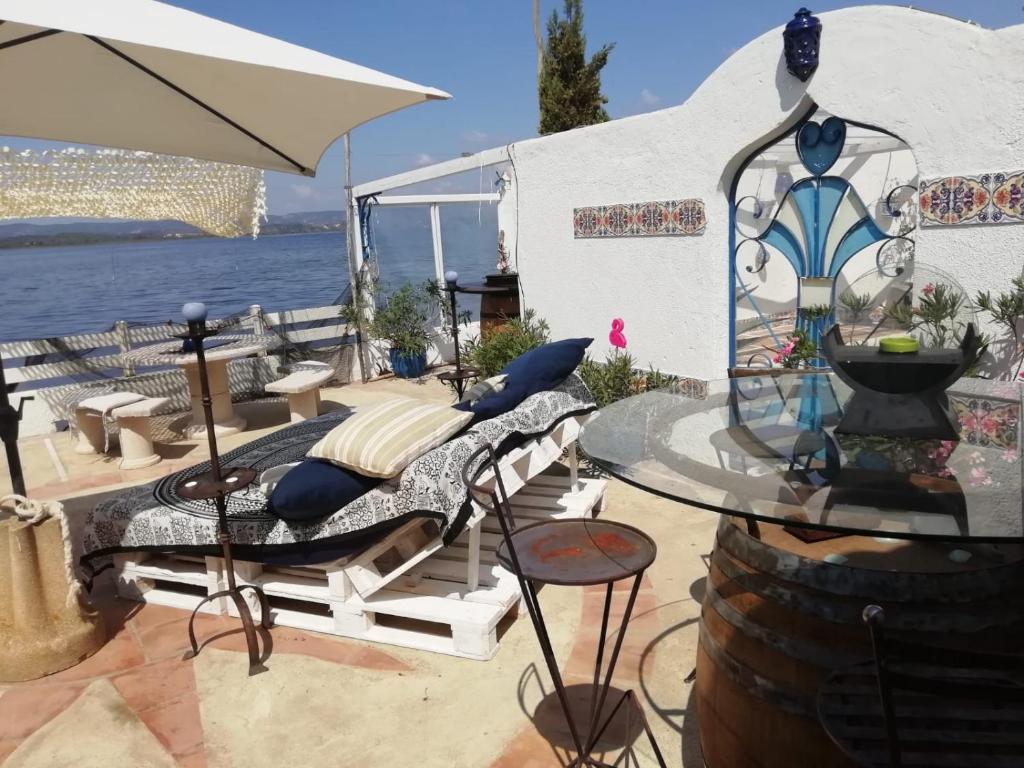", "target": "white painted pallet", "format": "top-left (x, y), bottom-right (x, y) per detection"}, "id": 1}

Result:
top-left (113, 415), bottom-right (606, 660)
